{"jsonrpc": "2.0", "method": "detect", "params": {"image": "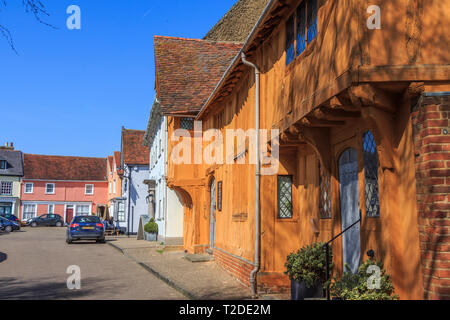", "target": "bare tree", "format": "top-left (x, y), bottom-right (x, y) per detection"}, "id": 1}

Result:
top-left (0, 0), bottom-right (55, 54)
